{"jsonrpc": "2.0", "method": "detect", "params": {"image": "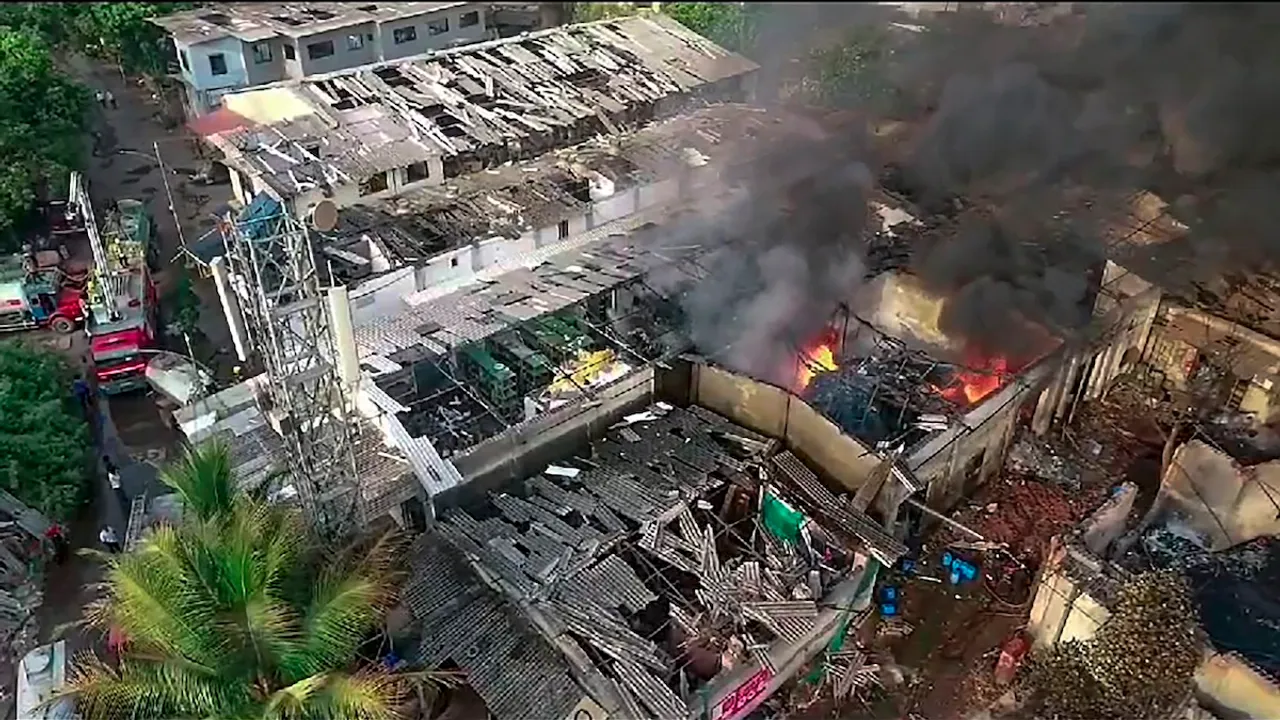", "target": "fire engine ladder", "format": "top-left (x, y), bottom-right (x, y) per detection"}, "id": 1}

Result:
top-left (71, 172), bottom-right (124, 316)
top-left (124, 492), bottom-right (148, 552)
